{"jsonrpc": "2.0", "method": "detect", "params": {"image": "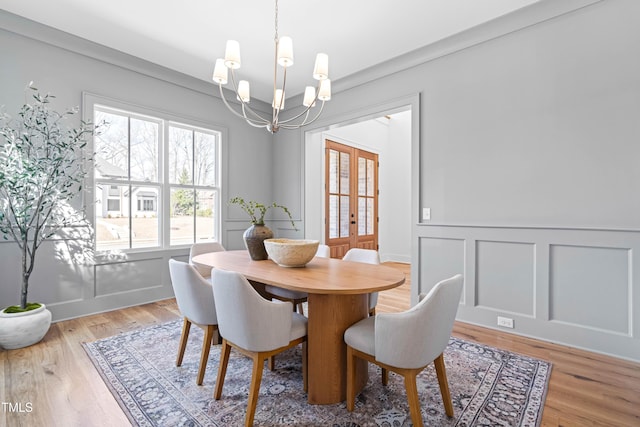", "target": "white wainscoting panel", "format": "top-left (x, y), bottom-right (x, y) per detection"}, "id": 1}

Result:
top-left (419, 237), bottom-right (466, 304)
top-left (476, 240), bottom-right (535, 316)
top-left (416, 225), bottom-right (640, 362)
top-left (550, 244), bottom-right (630, 335)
